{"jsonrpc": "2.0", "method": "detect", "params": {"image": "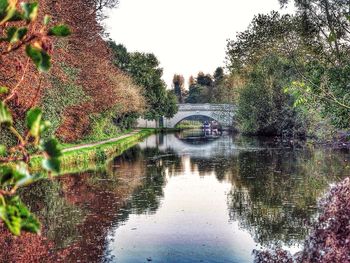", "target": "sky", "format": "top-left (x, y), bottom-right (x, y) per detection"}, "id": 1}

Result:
top-left (104, 0), bottom-right (294, 89)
